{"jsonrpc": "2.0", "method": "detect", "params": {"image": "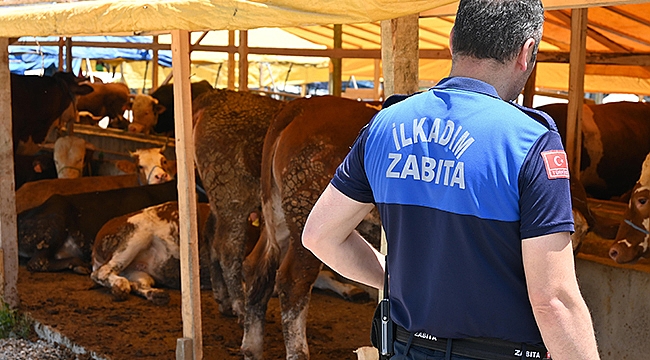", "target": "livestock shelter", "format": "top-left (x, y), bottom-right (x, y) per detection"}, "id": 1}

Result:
top-left (2, 0), bottom-right (650, 359)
